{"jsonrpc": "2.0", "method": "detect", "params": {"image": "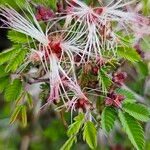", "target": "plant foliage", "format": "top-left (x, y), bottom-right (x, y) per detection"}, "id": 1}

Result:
top-left (119, 111), bottom-right (145, 150)
top-left (101, 106), bottom-right (117, 133)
